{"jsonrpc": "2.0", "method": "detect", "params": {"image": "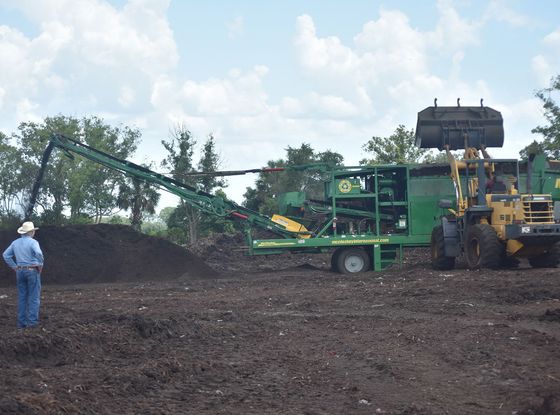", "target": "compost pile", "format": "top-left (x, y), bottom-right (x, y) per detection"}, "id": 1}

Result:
top-left (0, 224), bottom-right (217, 286)
top-left (1, 224), bottom-right (559, 415)
top-left (187, 231), bottom-right (332, 273)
